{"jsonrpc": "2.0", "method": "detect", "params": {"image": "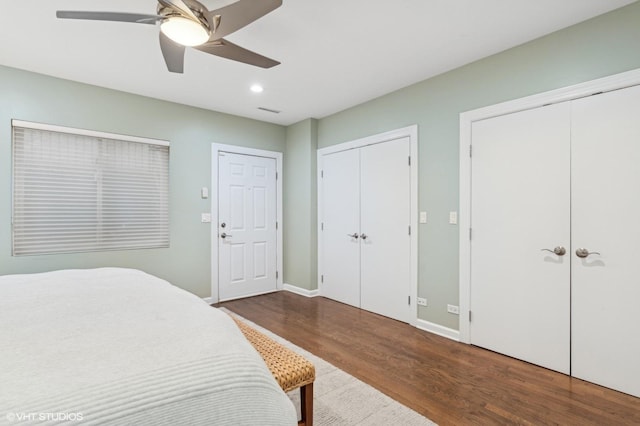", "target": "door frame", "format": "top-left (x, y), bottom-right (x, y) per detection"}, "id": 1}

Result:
top-left (210, 143), bottom-right (283, 303)
top-left (459, 68), bottom-right (640, 344)
top-left (317, 125), bottom-right (419, 326)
